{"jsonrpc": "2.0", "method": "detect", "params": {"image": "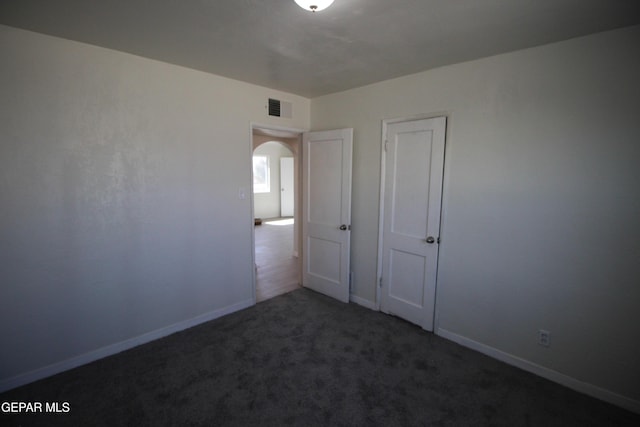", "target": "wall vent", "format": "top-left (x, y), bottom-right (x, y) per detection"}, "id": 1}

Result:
top-left (268, 98), bottom-right (292, 118)
top-left (268, 98), bottom-right (281, 117)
